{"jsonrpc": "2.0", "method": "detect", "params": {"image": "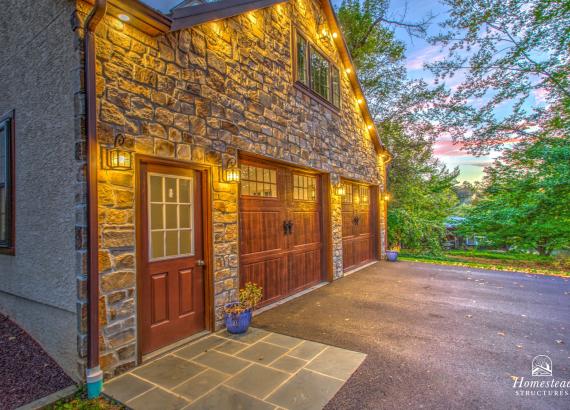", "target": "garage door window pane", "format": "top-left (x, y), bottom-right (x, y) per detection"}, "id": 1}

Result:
top-left (148, 173), bottom-right (194, 261)
top-left (342, 184), bottom-right (352, 204)
top-left (293, 174), bottom-right (317, 201)
top-left (240, 165), bottom-right (277, 197)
